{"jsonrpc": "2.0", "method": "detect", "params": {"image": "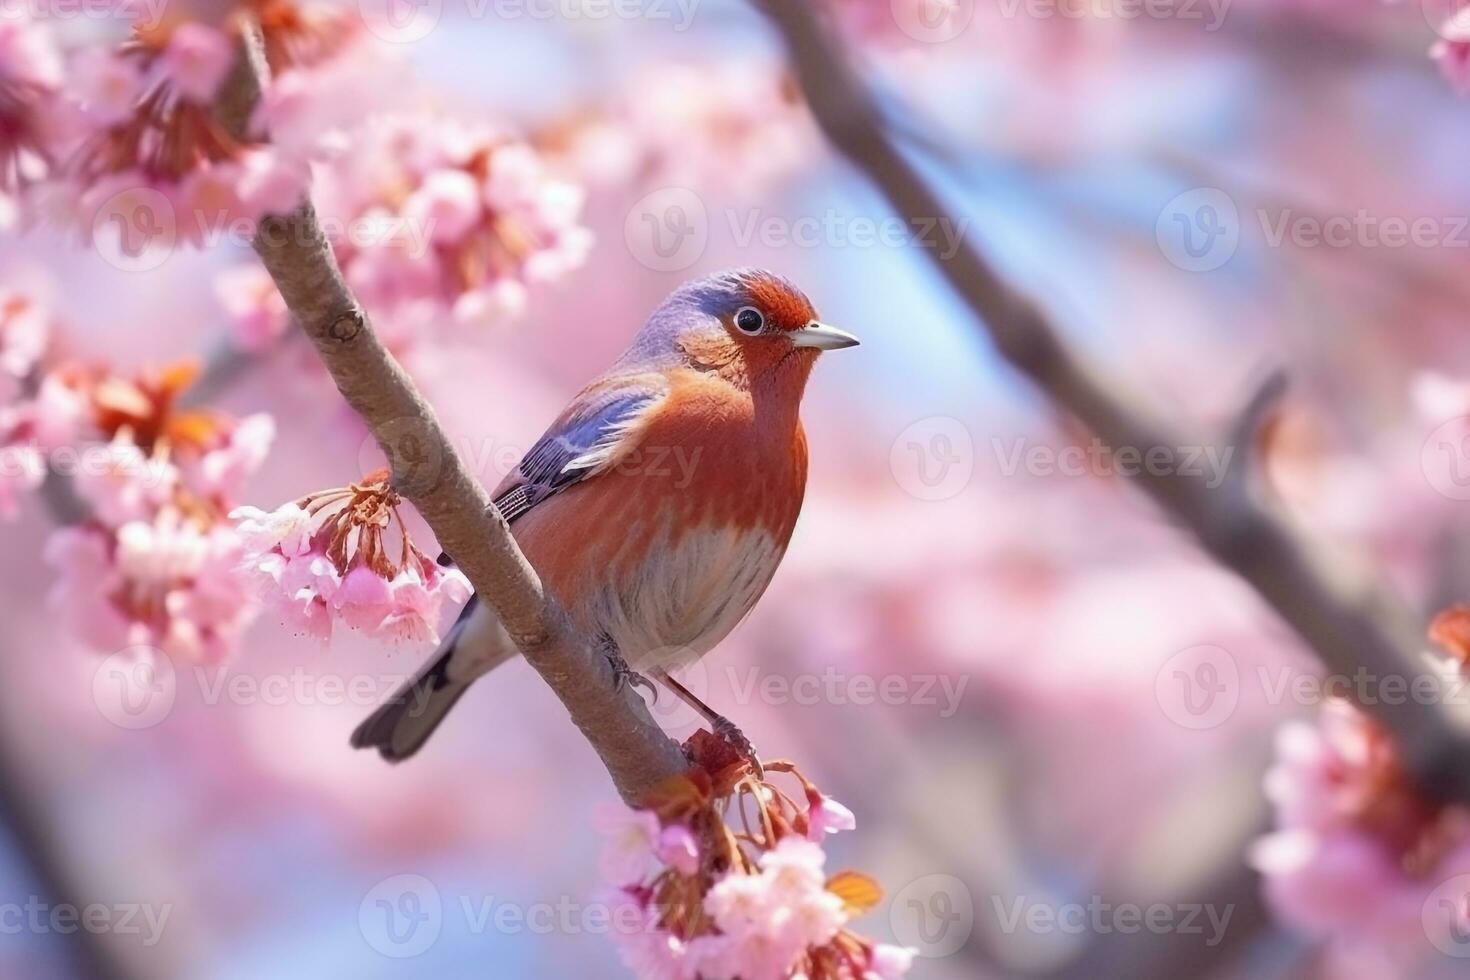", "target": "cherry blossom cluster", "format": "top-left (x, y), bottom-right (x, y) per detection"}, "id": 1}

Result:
top-left (565, 59), bottom-right (816, 196)
top-left (1249, 606), bottom-right (1470, 962)
top-left (53, 14), bottom-right (296, 250)
top-left (31, 360), bottom-right (275, 663)
top-left (596, 731), bottom-right (913, 980)
top-left (3, 1), bottom-right (369, 252)
top-left (218, 113), bottom-right (592, 352)
top-left (1434, 9), bottom-right (1470, 94)
top-left (231, 471), bottom-right (470, 645)
top-left (0, 288), bottom-right (58, 515)
top-left (0, 12), bottom-right (62, 223)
